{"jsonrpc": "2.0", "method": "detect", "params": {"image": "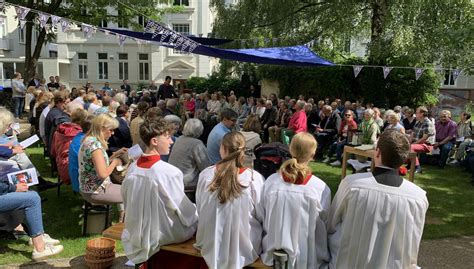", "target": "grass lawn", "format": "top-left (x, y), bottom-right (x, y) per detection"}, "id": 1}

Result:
top-left (0, 146), bottom-right (473, 265)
